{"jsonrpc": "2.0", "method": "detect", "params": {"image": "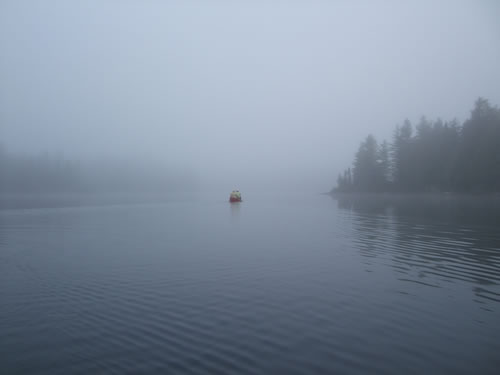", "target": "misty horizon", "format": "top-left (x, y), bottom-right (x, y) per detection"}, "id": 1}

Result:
top-left (1, 1), bottom-right (500, 192)
top-left (2, 2), bottom-right (500, 374)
